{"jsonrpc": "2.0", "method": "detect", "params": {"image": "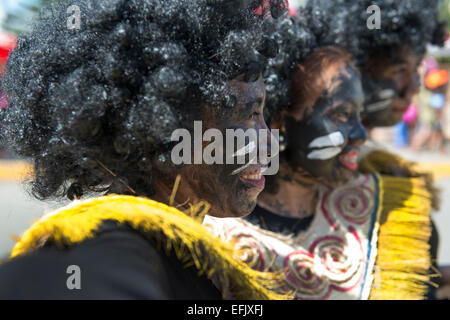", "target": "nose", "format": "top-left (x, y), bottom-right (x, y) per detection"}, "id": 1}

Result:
top-left (403, 71), bottom-right (420, 99)
top-left (348, 118), bottom-right (368, 146)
